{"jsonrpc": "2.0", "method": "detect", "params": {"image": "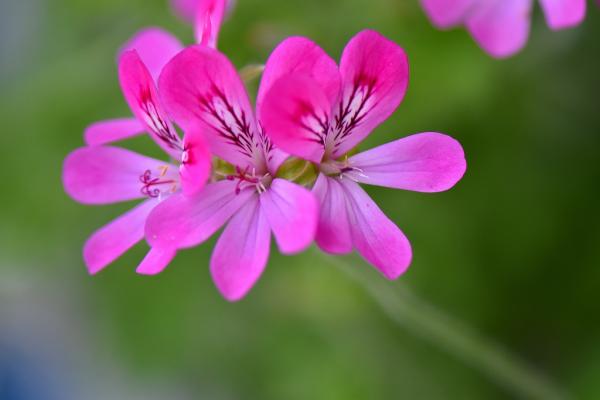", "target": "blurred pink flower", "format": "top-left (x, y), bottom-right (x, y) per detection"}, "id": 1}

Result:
top-left (259, 30), bottom-right (467, 279)
top-left (146, 45), bottom-right (319, 301)
top-left (63, 35), bottom-right (210, 276)
top-left (170, 0), bottom-right (232, 46)
top-left (421, 0), bottom-right (587, 58)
